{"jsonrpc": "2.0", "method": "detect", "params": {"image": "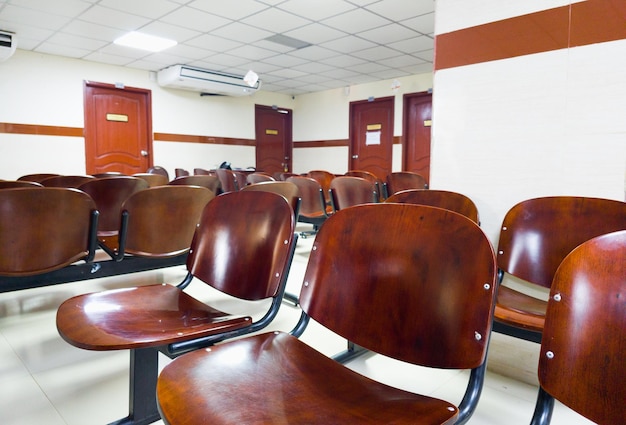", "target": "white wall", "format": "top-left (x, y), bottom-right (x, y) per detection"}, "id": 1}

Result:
top-left (432, 1), bottom-right (626, 245)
